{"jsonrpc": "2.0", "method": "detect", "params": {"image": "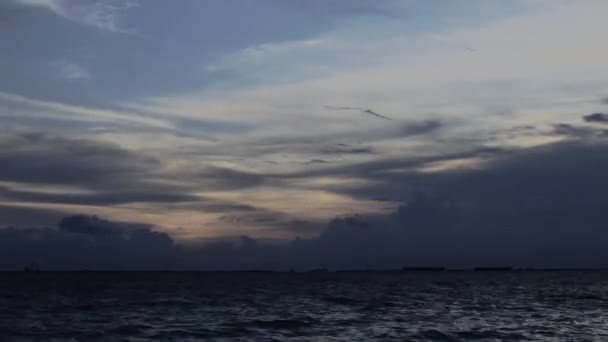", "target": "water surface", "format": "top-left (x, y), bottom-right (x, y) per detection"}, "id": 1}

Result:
top-left (1, 271), bottom-right (607, 341)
